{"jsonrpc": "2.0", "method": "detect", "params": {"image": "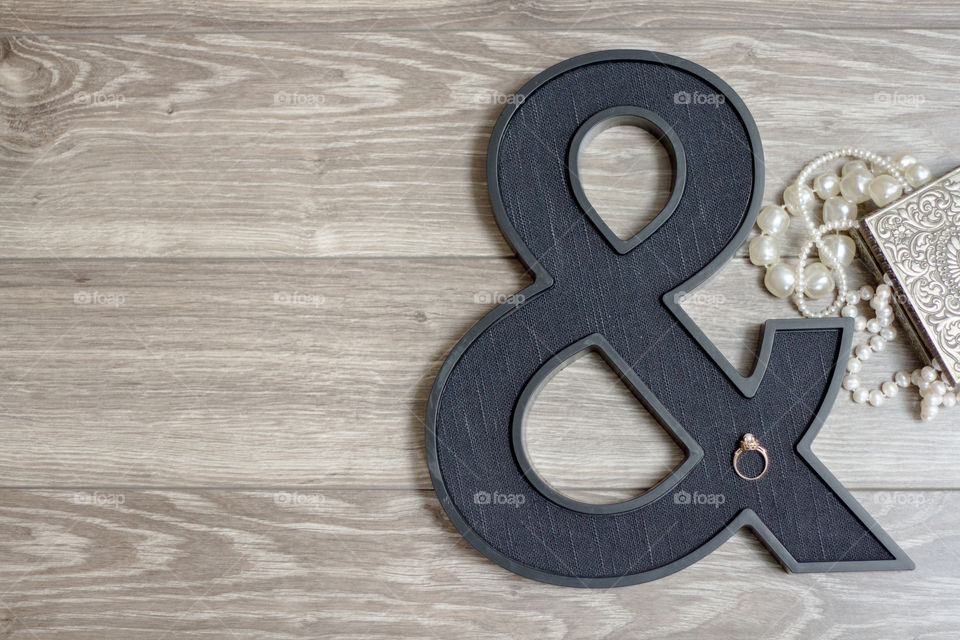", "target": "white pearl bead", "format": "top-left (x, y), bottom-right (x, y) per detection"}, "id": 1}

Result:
top-left (921, 366), bottom-right (937, 382)
top-left (822, 197), bottom-right (857, 225)
top-left (859, 285), bottom-right (873, 301)
top-left (912, 369), bottom-right (924, 386)
top-left (876, 284), bottom-right (892, 298)
top-left (880, 327), bottom-right (896, 341)
top-left (866, 319), bottom-right (880, 334)
top-left (840, 170), bottom-right (873, 204)
top-left (842, 160), bottom-right (870, 176)
top-left (783, 183), bottom-right (815, 216)
top-left (819, 234), bottom-right (856, 268)
top-left (856, 344), bottom-right (873, 360)
top-left (757, 205), bottom-right (791, 236)
top-left (943, 392), bottom-right (957, 408)
top-left (749, 235), bottom-right (780, 266)
top-left (870, 335), bottom-right (886, 351)
top-left (891, 153), bottom-right (918, 170)
top-left (922, 394), bottom-right (943, 408)
top-left (843, 374), bottom-right (860, 391)
top-left (868, 175), bottom-right (903, 207)
top-left (853, 387), bottom-right (870, 404)
top-left (895, 370), bottom-right (912, 387)
top-left (854, 316), bottom-right (867, 332)
top-left (802, 262), bottom-right (835, 298)
top-left (921, 404), bottom-right (939, 421)
top-left (764, 263), bottom-right (796, 298)
top-left (845, 291), bottom-right (860, 305)
top-left (847, 358), bottom-right (862, 373)
top-left (882, 381), bottom-right (898, 397)
top-left (868, 389), bottom-right (884, 406)
top-left (905, 162), bottom-right (932, 188)
top-left (814, 173), bottom-right (841, 199)
top-left (932, 381), bottom-right (948, 397)
top-left (841, 304), bottom-right (859, 318)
